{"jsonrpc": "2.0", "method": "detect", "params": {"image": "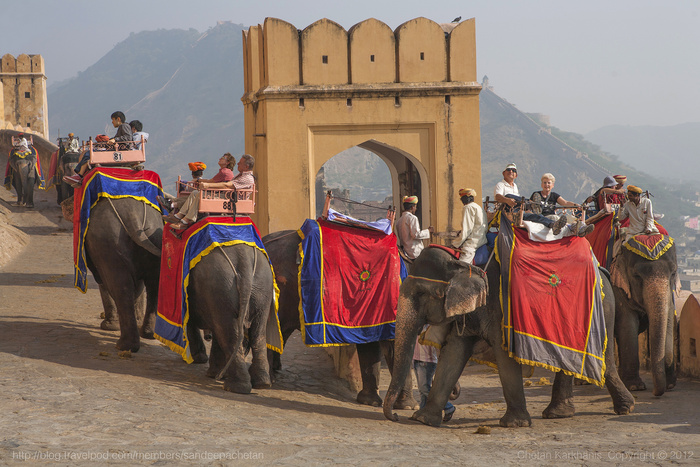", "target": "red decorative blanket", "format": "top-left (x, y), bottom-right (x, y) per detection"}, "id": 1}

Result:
top-left (497, 219), bottom-right (607, 386)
